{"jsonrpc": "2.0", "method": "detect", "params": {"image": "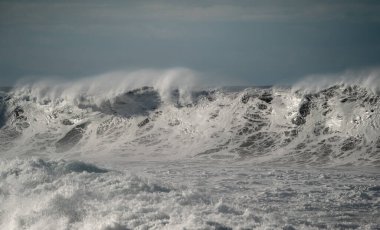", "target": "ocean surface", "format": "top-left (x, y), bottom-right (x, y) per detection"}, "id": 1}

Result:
top-left (0, 74), bottom-right (379, 229)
